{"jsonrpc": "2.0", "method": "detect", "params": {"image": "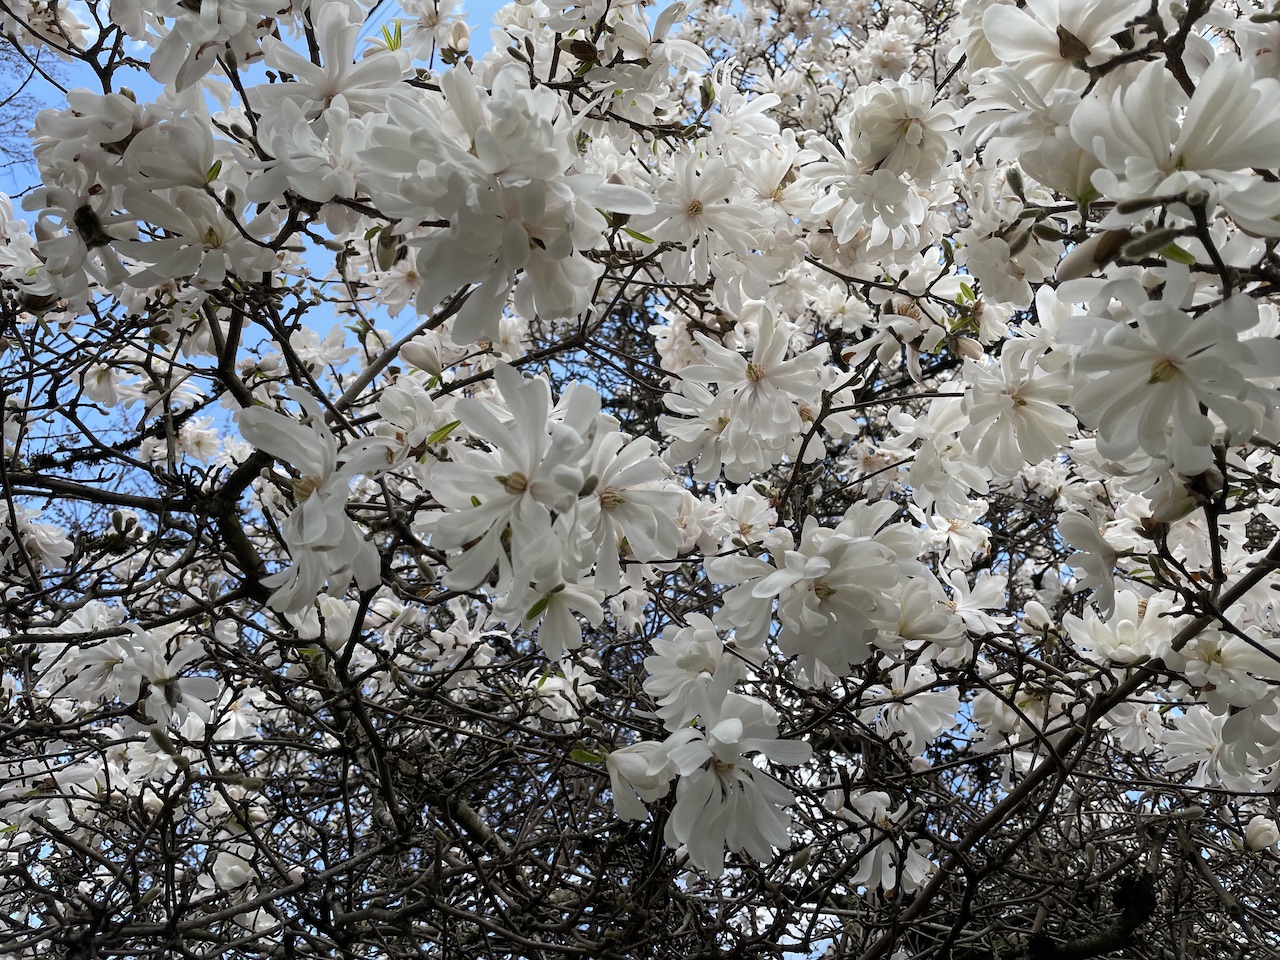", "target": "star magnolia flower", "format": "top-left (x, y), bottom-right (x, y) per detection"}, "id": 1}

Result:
top-left (1070, 269), bottom-right (1280, 476)
top-left (429, 366), bottom-right (599, 592)
top-left (1070, 56), bottom-right (1280, 234)
top-left (237, 387), bottom-right (397, 612)
top-left (643, 614), bottom-right (746, 730)
top-left (1063, 589), bottom-right (1179, 665)
top-left (830, 790), bottom-right (936, 894)
top-left (660, 672), bottom-right (811, 876)
top-left (961, 339), bottom-right (1076, 479)
top-left (1057, 510), bottom-right (1119, 616)
top-left (864, 663), bottom-right (960, 757)
top-left (665, 304), bottom-right (832, 480)
top-left (605, 741), bottom-right (675, 822)
top-left (635, 152), bottom-right (764, 286)
top-left (574, 431), bottom-right (683, 593)
top-left (708, 517), bottom-right (901, 678)
top-left (843, 78), bottom-right (958, 182)
top-left (252, 0), bottom-right (407, 117)
top-left (1245, 815), bottom-right (1279, 852)
top-left (983, 0), bottom-right (1136, 94)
